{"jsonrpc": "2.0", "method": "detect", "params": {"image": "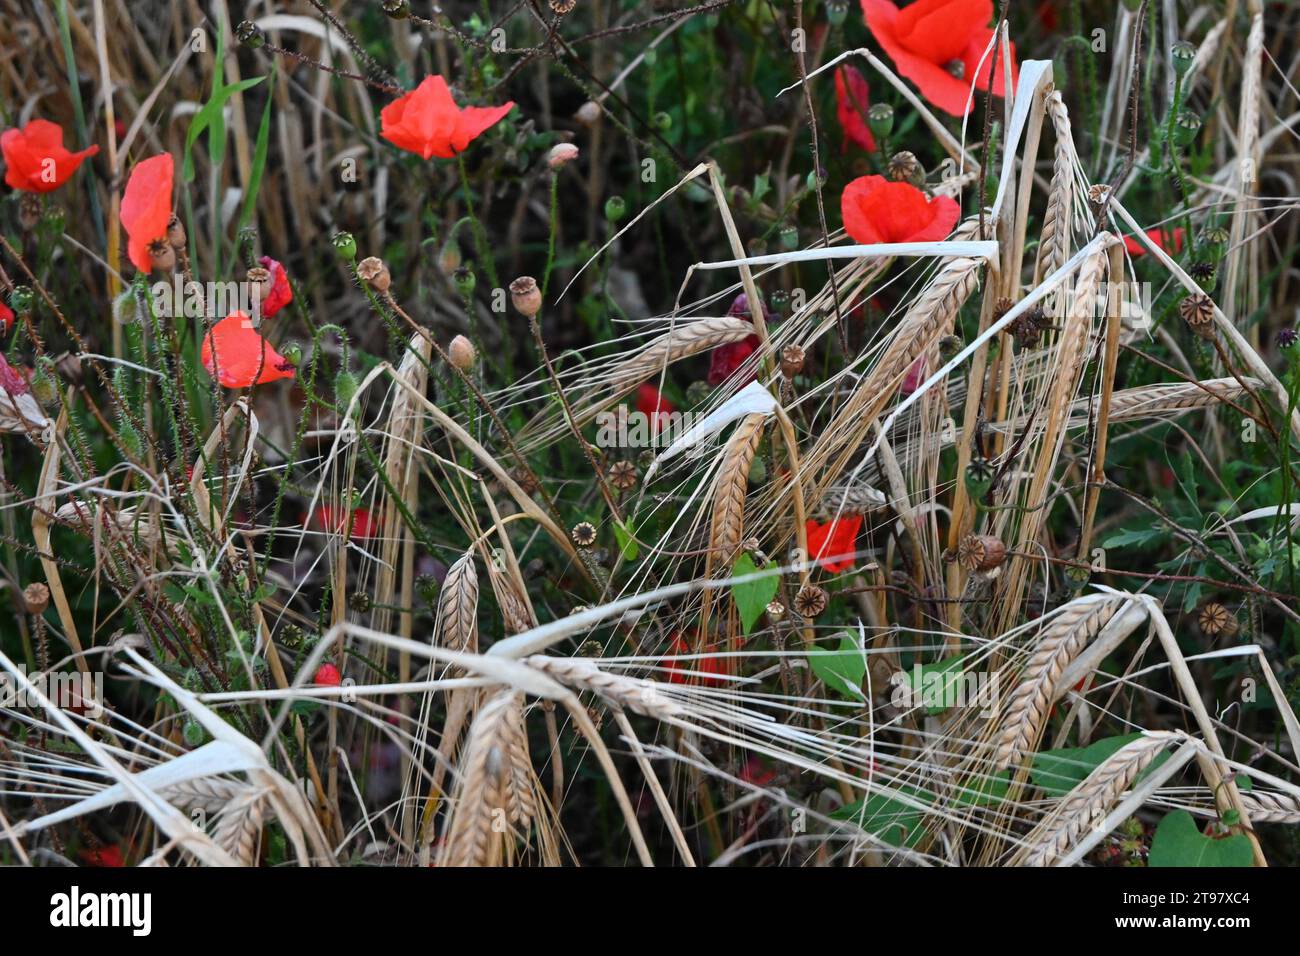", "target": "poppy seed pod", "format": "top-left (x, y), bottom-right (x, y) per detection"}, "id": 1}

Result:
top-left (780, 344), bottom-right (806, 378)
top-left (964, 456), bottom-right (995, 501)
top-left (886, 151), bottom-right (925, 189)
top-left (332, 231), bottom-right (357, 260)
top-left (9, 286), bottom-right (34, 315)
top-left (867, 103), bottom-right (894, 140)
top-left (1179, 293), bottom-right (1216, 339)
top-left (548, 142), bottom-right (579, 169)
top-left (1171, 40), bottom-right (1196, 75)
top-left (575, 101), bottom-right (602, 126)
top-left (246, 266), bottom-right (272, 306)
top-left (23, 582), bottom-right (50, 615)
top-left (1198, 602), bottom-right (1238, 638)
top-left (235, 20), bottom-right (265, 49)
top-left (604, 196), bottom-right (627, 222)
top-left (357, 256), bottom-right (391, 293)
top-left (167, 214), bottom-right (187, 250)
top-left (957, 533), bottom-right (1006, 573)
top-left (447, 334), bottom-right (477, 370)
top-left (510, 276), bottom-right (542, 318)
top-left (18, 193), bottom-right (40, 231)
top-left (793, 584), bottom-right (828, 619)
top-left (148, 239), bottom-right (176, 273)
top-left (1172, 110), bottom-right (1202, 147)
top-left (382, 0), bottom-right (410, 18)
